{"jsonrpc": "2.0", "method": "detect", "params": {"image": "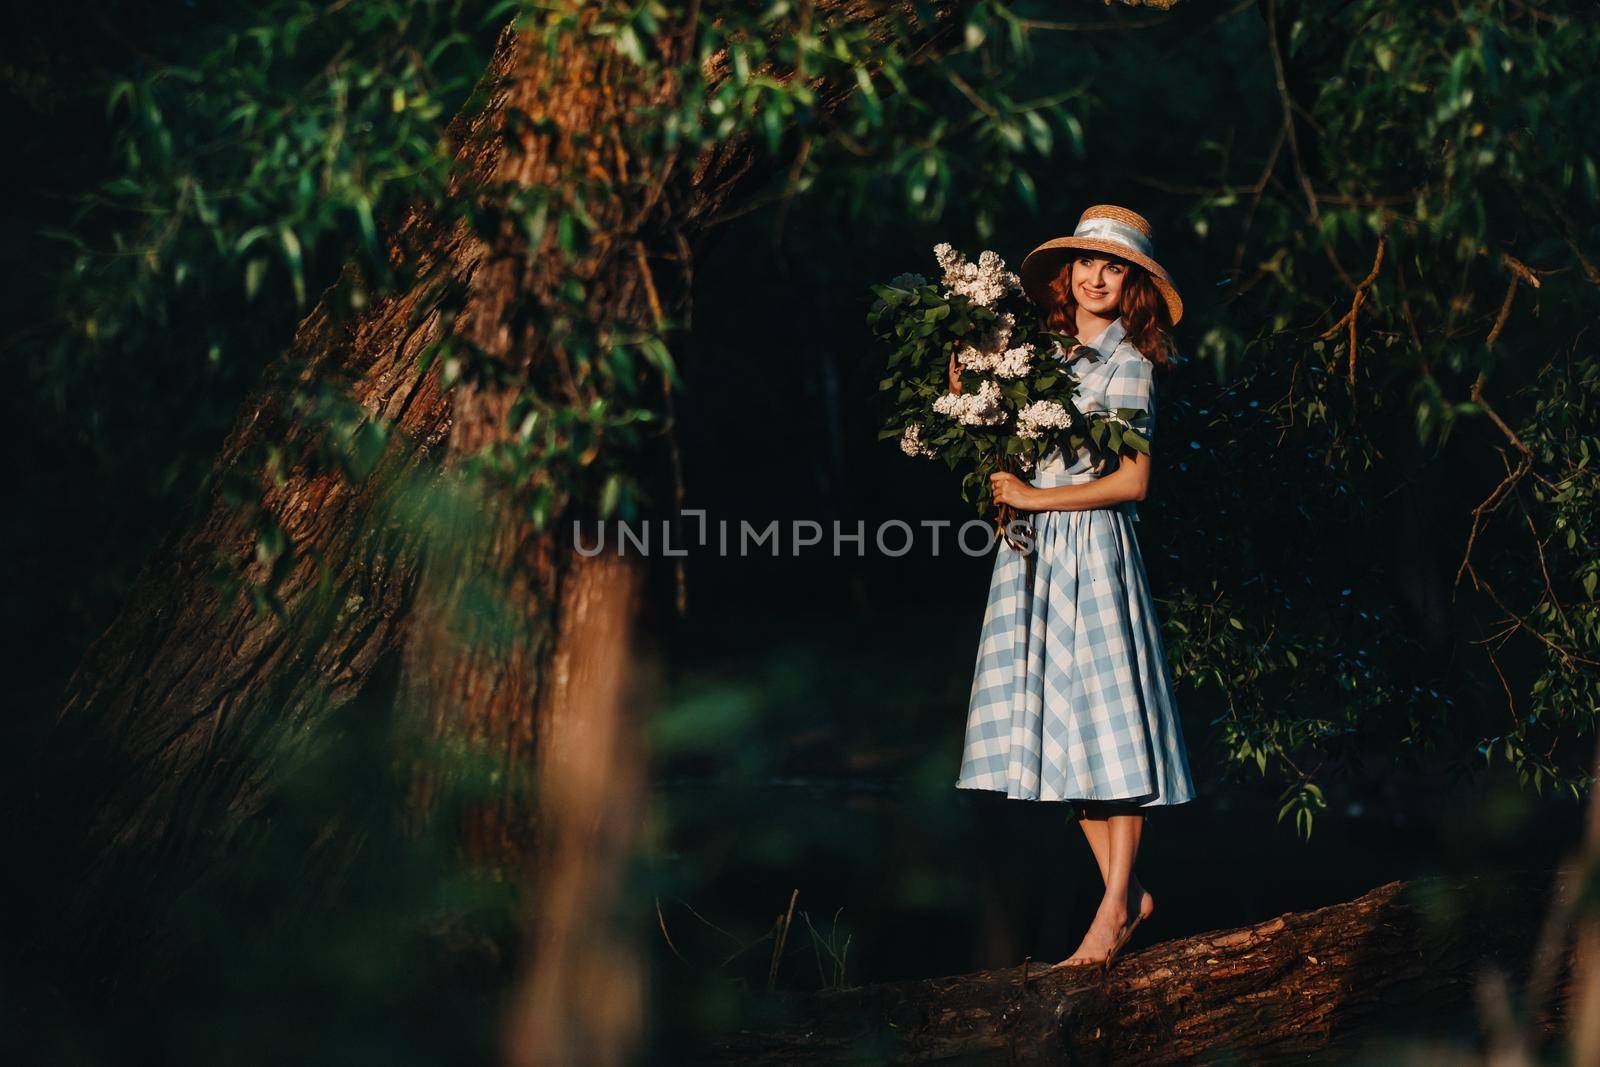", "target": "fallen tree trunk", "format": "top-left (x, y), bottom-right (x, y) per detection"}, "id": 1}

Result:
top-left (706, 874), bottom-right (1575, 1066)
